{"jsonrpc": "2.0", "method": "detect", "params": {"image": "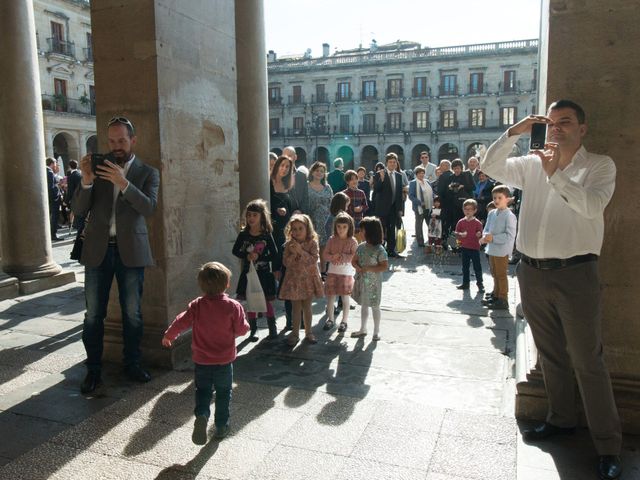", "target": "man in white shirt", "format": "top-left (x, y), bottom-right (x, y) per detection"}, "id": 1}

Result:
top-left (418, 151), bottom-right (437, 183)
top-left (481, 100), bottom-right (621, 480)
top-left (466, 156), bottom-right (480, 184)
